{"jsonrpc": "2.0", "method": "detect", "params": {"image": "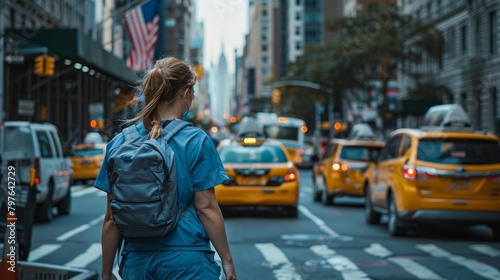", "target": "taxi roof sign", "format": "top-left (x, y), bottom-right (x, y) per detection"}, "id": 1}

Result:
top-left (237, 118), bottom-right (265, 138)
top-left (421, 104), bottom-right (473, 131)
